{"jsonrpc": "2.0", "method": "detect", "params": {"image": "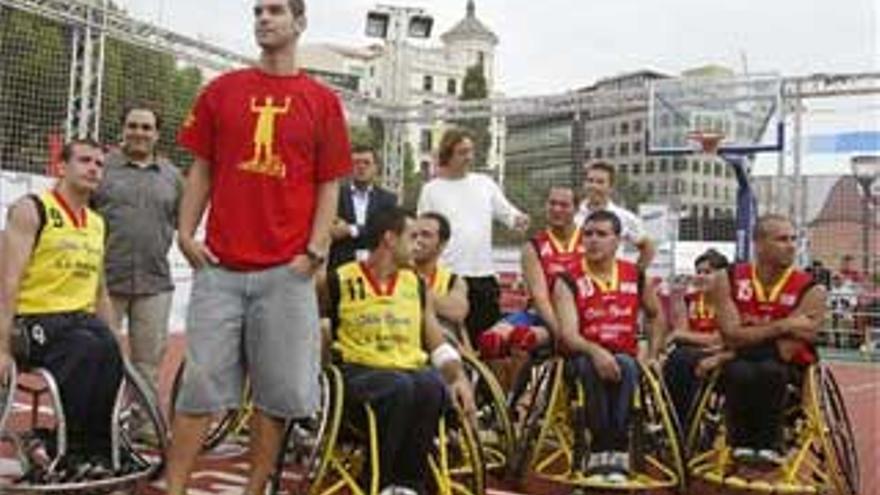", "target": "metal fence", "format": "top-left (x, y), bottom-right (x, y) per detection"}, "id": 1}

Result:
top-left (0, 0), bottom-right (878, 352)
